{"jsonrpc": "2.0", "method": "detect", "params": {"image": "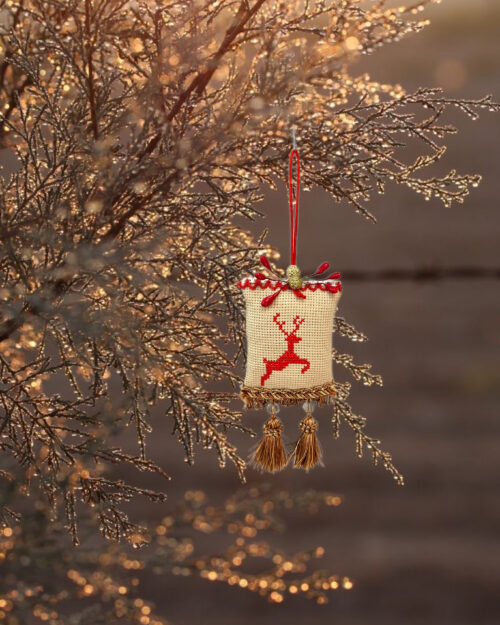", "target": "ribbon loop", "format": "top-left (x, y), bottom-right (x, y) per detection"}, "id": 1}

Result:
top-left (288, 149), bottom-right (300, 266)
